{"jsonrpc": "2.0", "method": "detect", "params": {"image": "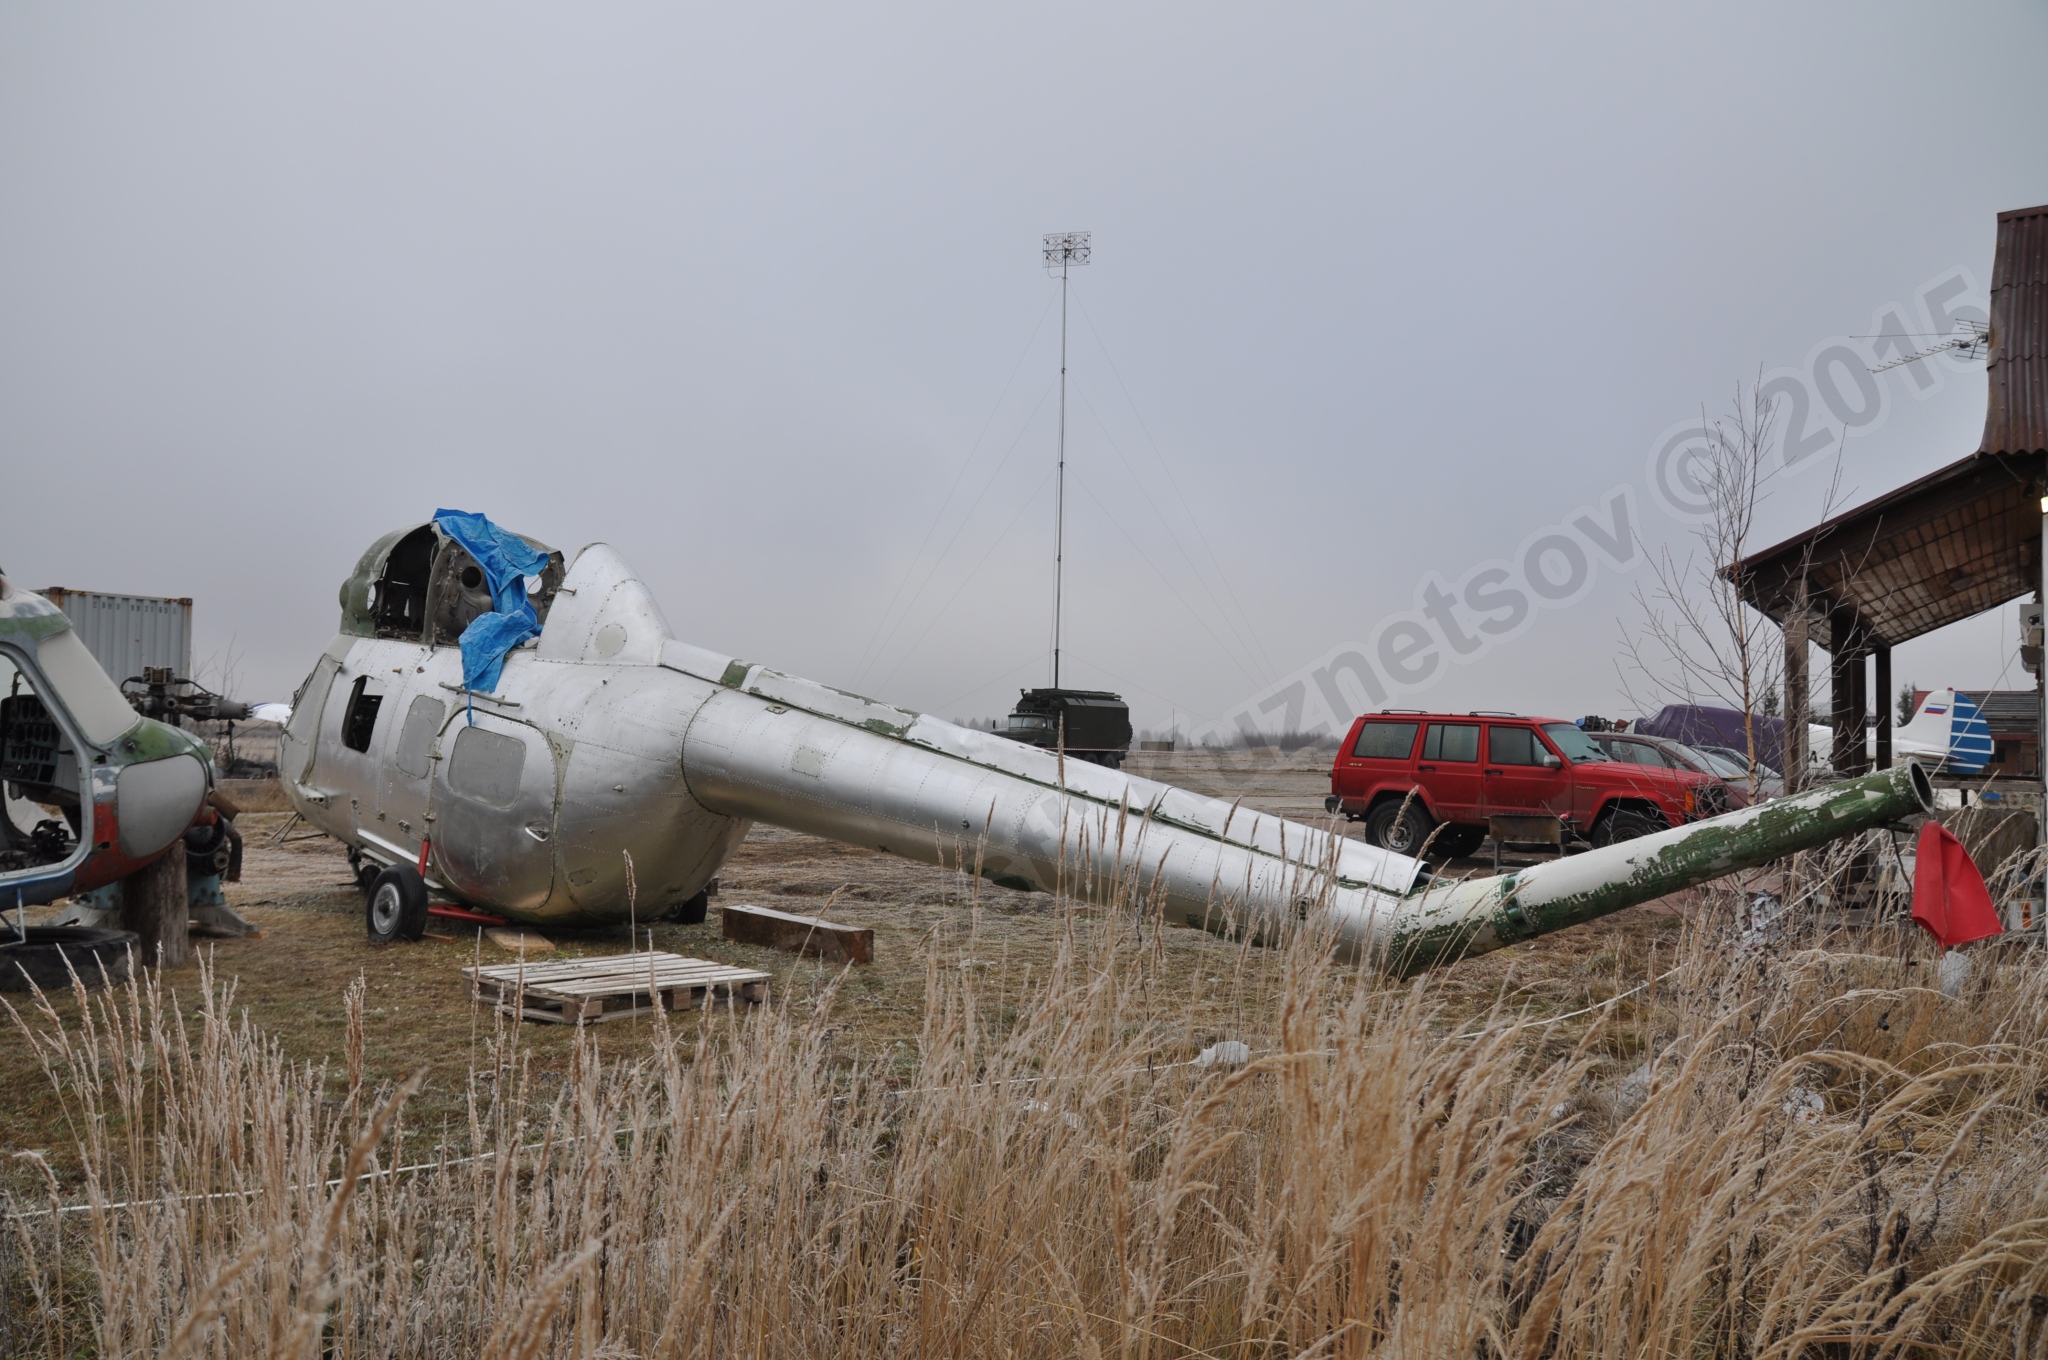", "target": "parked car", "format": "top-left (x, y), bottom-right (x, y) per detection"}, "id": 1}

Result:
top-left (1692, 745), bottom-right (1786, 800)
top-left (1326, 711), bottom-right (1727, 859)
top-left (1589, 732), bottom-right (1780, 808)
